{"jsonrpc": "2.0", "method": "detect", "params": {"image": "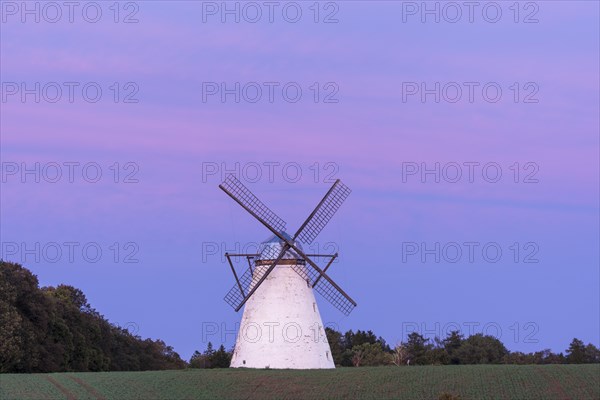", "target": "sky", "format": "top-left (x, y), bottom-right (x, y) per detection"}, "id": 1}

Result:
top-left (1, 1), bottom-right (598, 360)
